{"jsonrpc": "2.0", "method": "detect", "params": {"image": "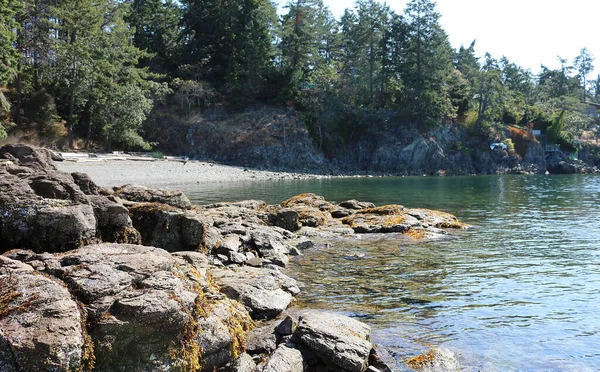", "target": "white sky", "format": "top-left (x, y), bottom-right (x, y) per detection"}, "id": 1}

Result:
top-left (277, 0), bottom-right (600, 77)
